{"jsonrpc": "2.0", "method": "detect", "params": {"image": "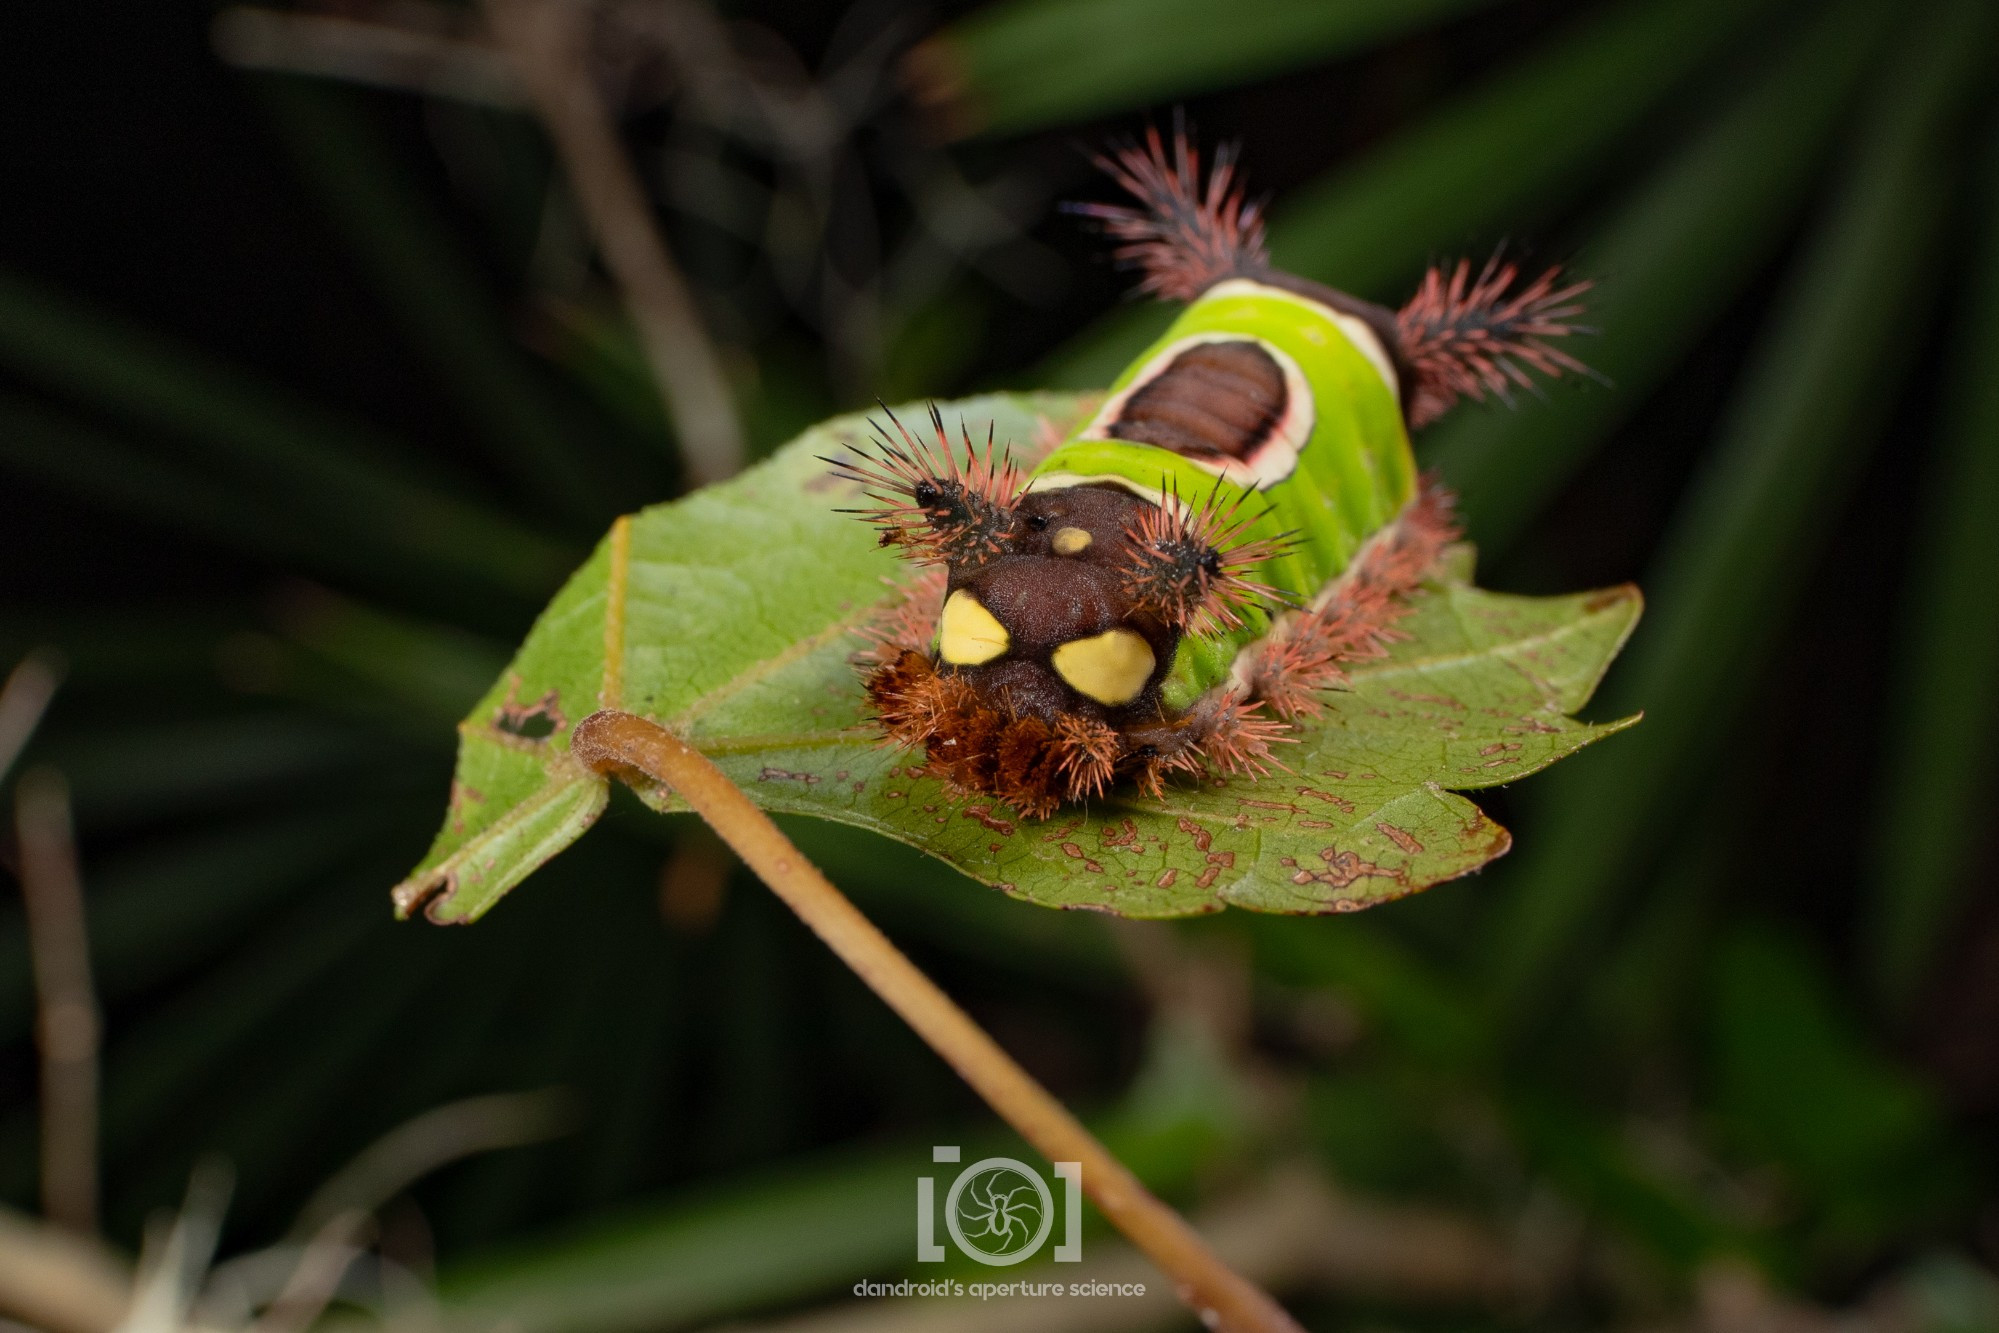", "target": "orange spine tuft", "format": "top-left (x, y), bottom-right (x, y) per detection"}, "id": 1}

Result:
top-left (1396, 255), bottom-right (1592, 428)
top-left (1117, 482), bottom-right (1291, 635)
top-left (1069, 121), bottom-right (1270, 303)
top-left (821, 404), bottom-right (1023, 567)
